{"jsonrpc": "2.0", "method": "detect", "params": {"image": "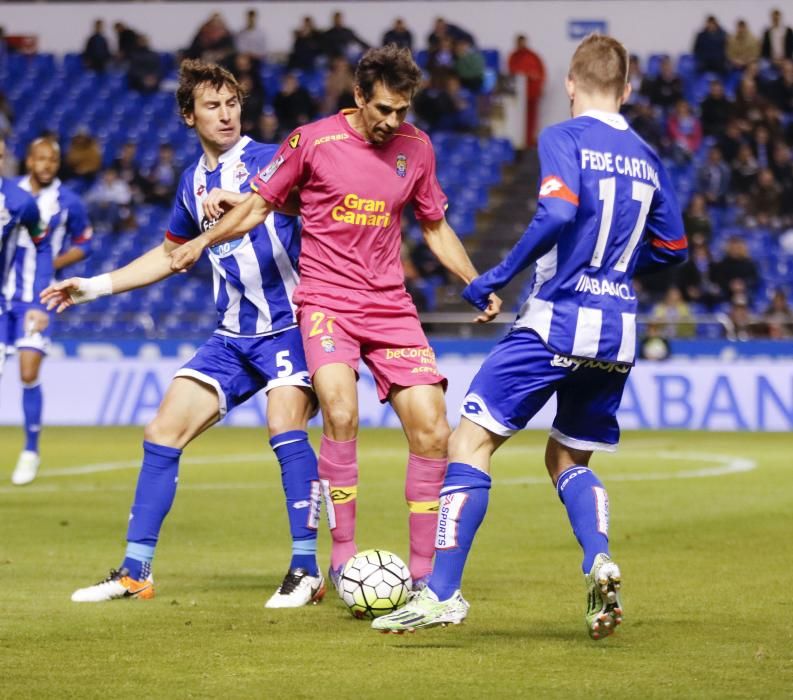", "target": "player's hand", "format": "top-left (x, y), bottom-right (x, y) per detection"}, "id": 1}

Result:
top-left (41, 276), bottom-right (107, 313)
top-left (475, 293), bottom-right (502, 324)
top-left (24, 308), bottom-right (49, 333)
top-left (202, 189), bottom-right (246, 222)
top-left (170, 239), bottom-right (204, 272)
top-left (461, 276), bottom-right (492, 311)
